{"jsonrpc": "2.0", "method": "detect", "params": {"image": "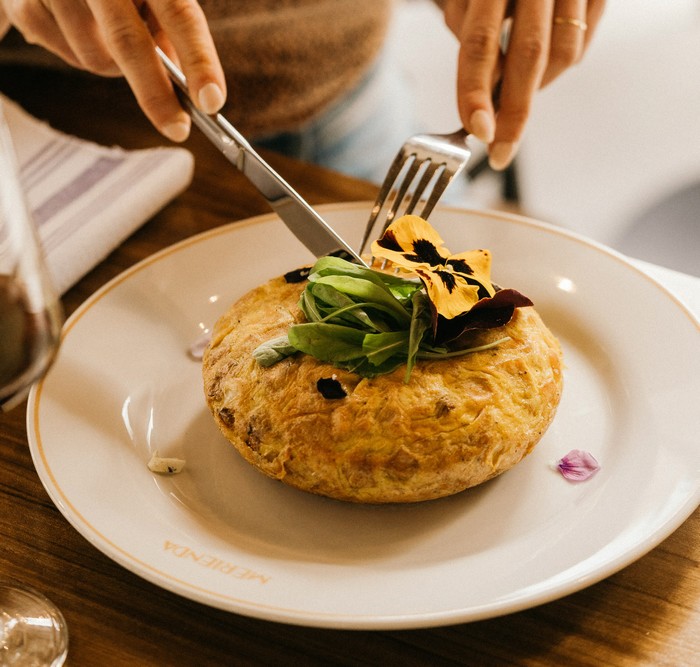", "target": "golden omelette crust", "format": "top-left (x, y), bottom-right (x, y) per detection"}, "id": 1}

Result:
top-left (203, 274), bottom-right (563, 503)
